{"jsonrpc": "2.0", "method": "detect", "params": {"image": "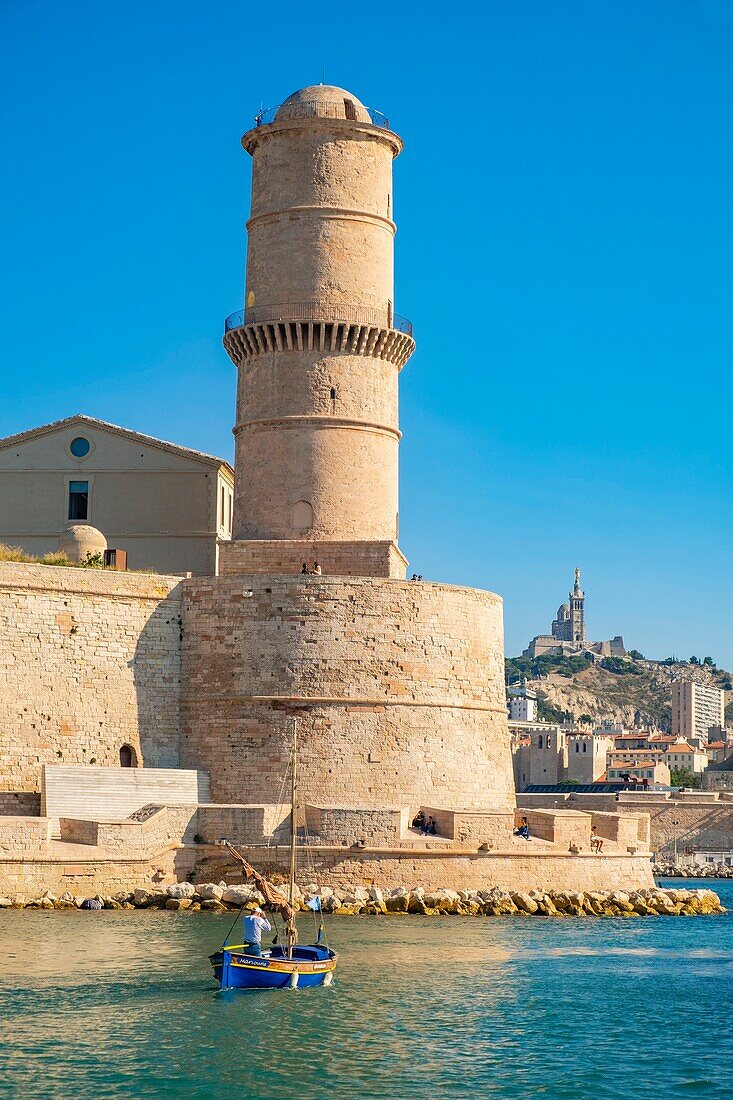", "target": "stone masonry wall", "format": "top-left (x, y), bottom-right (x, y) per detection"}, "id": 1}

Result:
top-left (304, 805), bottom-right (409, 845)
top-left (518, 791), bottom-right (733, 853)
top-left (180, 574), bottom-right (516, 815)
top-left (0, 563), bottom-right (183, 797)
top-left (219, 538), bottom-right (407, 578)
